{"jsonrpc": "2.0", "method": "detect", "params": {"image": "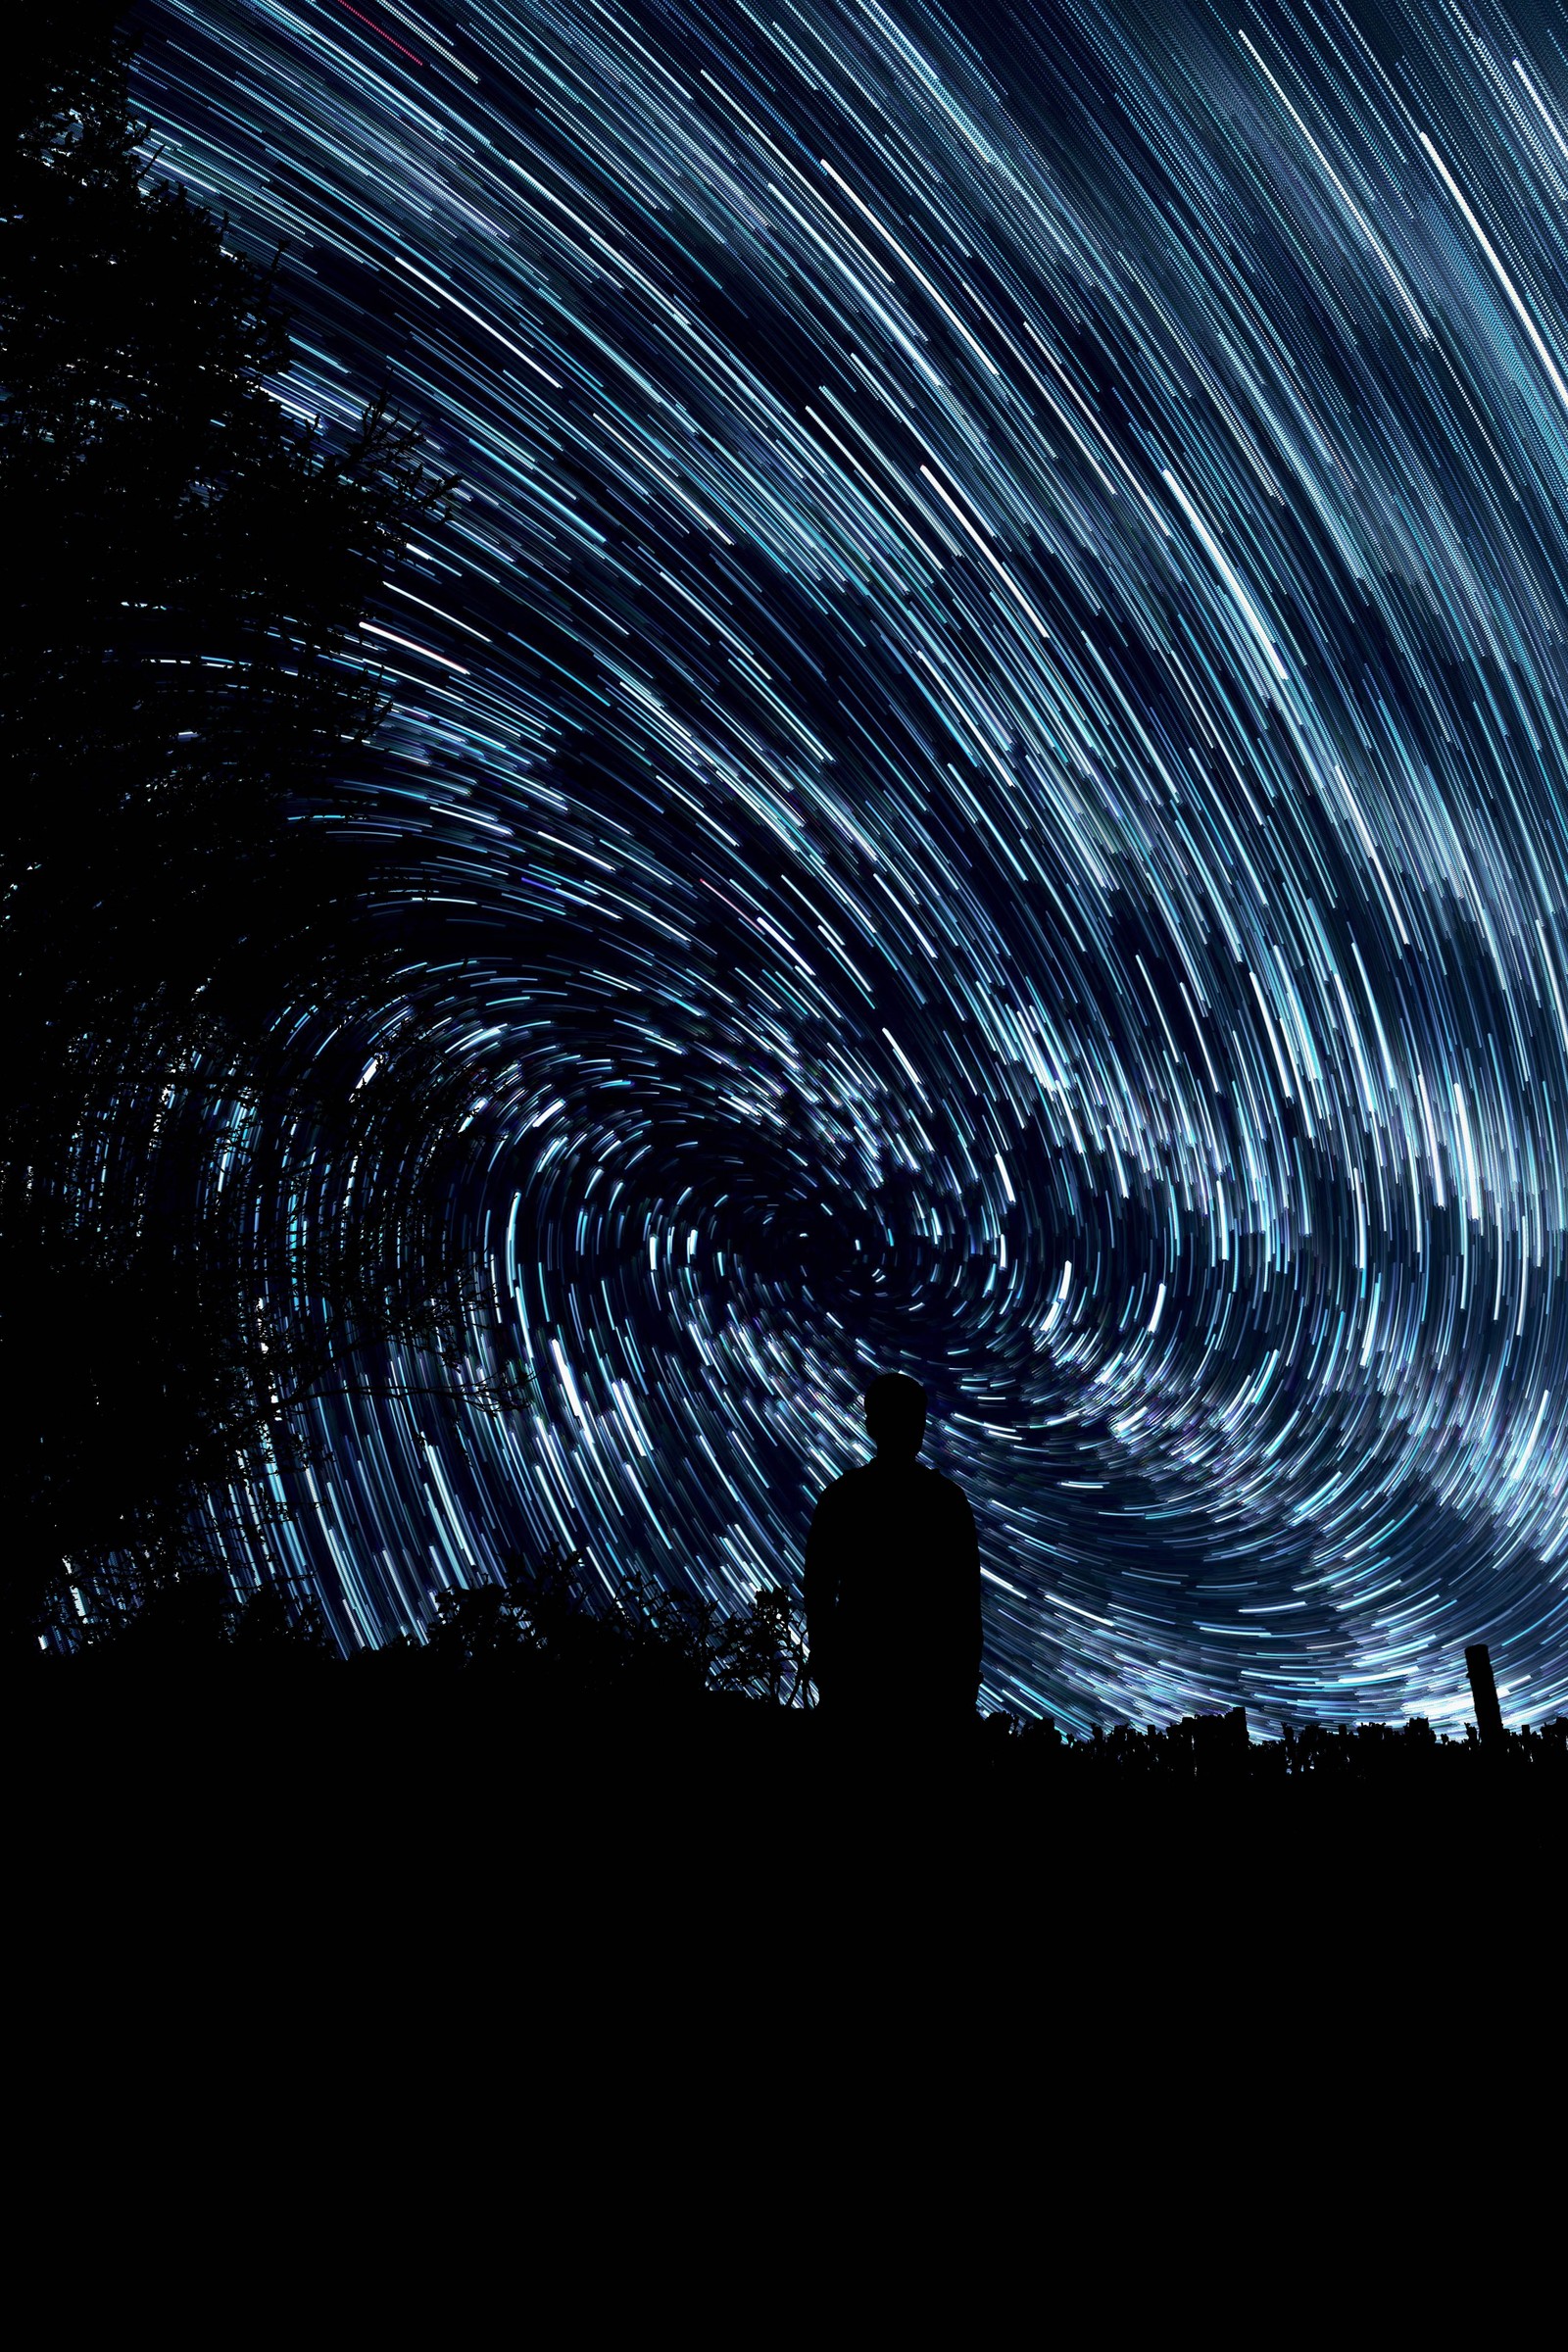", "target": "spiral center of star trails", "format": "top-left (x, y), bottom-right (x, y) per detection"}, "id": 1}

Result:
top-left (130, 0), bottom-right (1568, 1727)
